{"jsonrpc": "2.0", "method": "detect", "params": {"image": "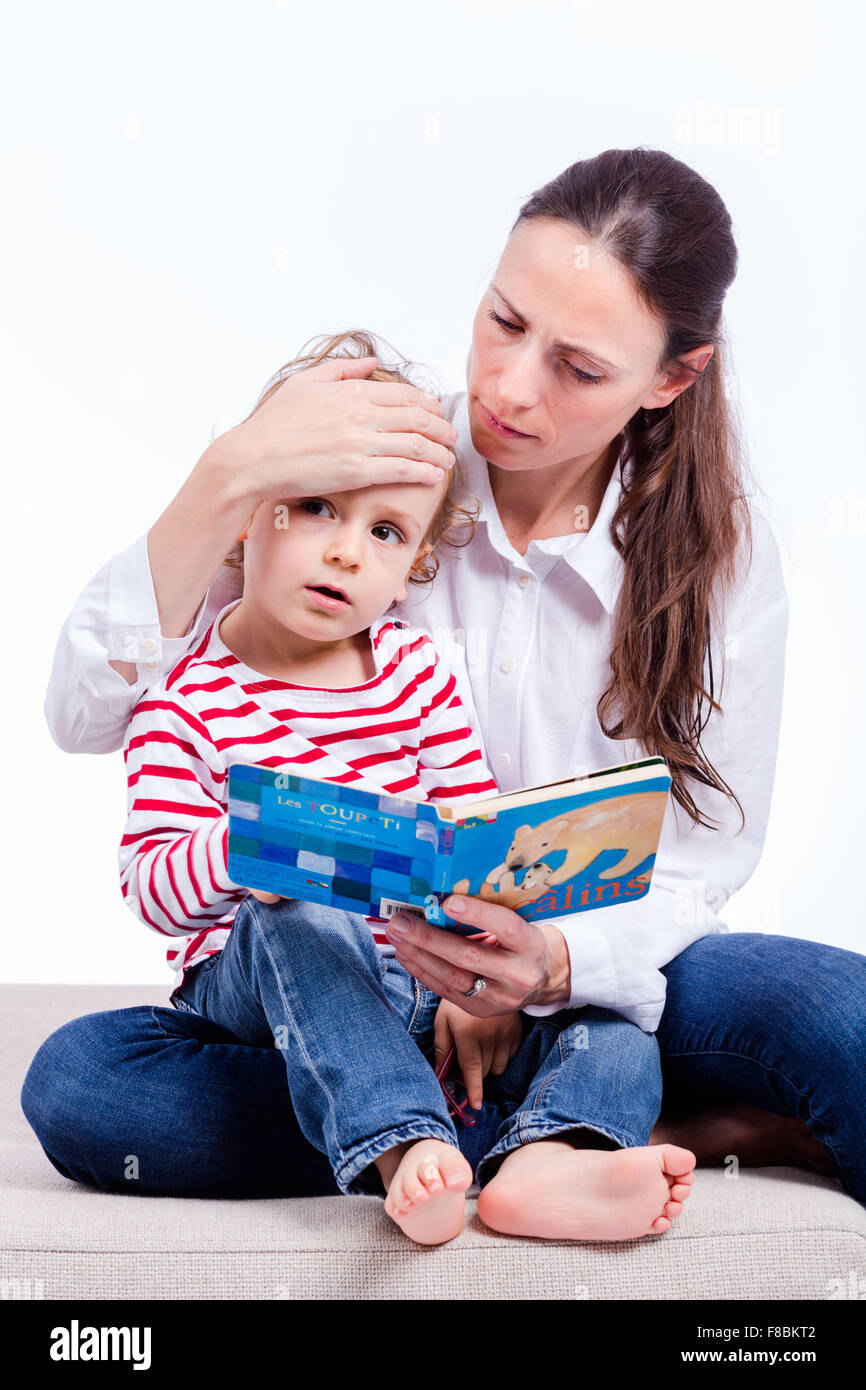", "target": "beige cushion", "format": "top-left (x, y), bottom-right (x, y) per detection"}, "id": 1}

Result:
top-left (2, 985), bottom-right (863, 1300)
